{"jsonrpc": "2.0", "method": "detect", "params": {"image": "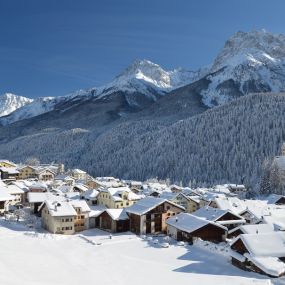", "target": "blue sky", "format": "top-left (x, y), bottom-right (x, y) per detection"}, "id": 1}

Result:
top-left (1, 0), bottom-right (285, 98)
